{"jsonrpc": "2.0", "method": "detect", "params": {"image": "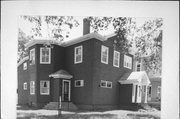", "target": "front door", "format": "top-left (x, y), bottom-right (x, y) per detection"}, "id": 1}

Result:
top-left (62, 80), bottom-right (71, 102)
top-left (141, 85), bottom-right (146, 103)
